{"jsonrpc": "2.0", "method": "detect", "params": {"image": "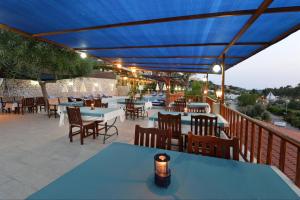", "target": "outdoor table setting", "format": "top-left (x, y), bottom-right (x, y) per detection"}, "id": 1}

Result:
top-left (59, 107), bottom-right (125, 127)
top-left (148, 111), bottom-right (228, 129)
top-left (27, 142), bottom-right (299, 199)
top-left (170, 102), bottom-right (211, 113)
top-left (57, 101), bottom-right (84, 118)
